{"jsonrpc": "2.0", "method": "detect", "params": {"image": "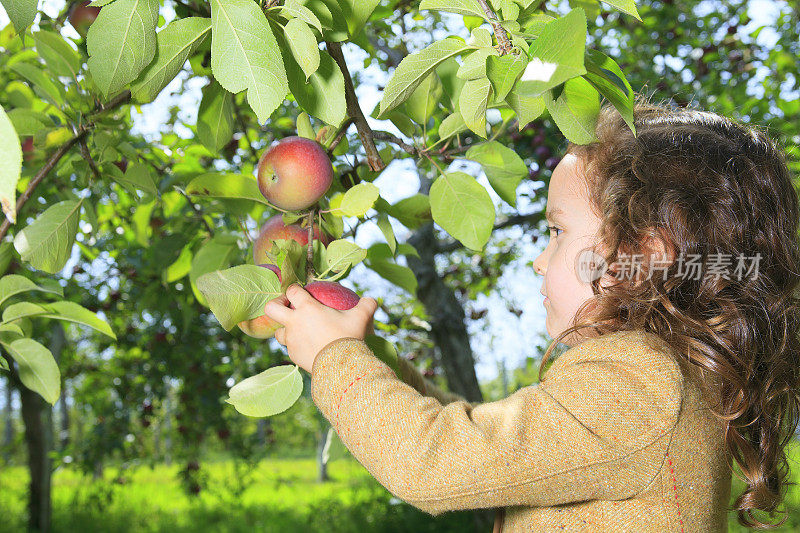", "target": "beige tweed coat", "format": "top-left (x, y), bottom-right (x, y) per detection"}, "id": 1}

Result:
top-left (310, 328), bottom-right (732, 532)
